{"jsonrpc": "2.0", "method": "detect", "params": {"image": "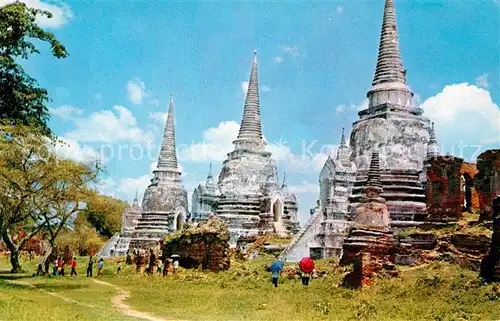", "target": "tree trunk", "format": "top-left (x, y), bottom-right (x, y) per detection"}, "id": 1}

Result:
top-left (2, 232), bottom-right (23, 273)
